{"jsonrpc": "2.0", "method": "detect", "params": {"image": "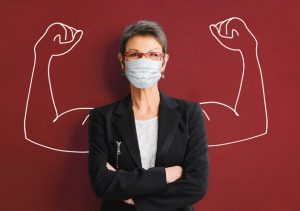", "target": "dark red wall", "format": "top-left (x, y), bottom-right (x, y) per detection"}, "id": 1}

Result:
top-left (1, 0), bottom-right (299, 210)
